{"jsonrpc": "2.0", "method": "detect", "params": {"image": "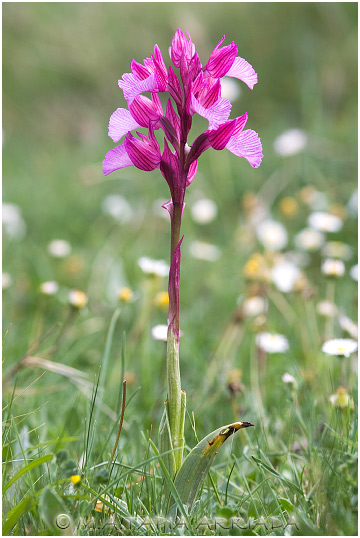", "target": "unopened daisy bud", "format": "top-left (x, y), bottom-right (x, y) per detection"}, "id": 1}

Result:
top-left (70, 474), bottom-right (81, 486)
top-left (68, 290), bottom-right (88, 309)
top-left (321, 338), bottom-right (357, 358)
top-left (40, 281), bottom-right (59, 296)
top-left (279, 197), bottom-right (298, 217)
top-left (282, 372), bottom-right (297, 389)
top-left (321, 258), bottom-right (345, 277)
top-left (154, 291), bottom-right (169, 310)
top-left (329, 387), bottom-right (354, 410)
top-left (118, 287), bottom-right (134, 303)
